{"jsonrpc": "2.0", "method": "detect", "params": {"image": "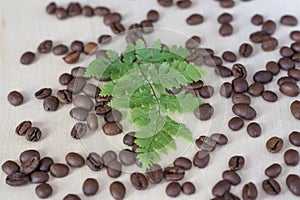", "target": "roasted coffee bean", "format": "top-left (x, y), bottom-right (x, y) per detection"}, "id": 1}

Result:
top-left (177, 0), bottom-right (192, 8)
top-left (111, 22), bottom-right (126, 34)
top-left (2, 160), bottom-right (19, 175)
top-left (20, 51), bottom-right (35, 65)
top-left (232, 77), bottom-right (249, 93)
top-left (173, 157), bottom-right (192, 170)
top-left (94, 6), bottom-right (110, 16)
top-left (185, 36), bottom-right (201, 49)
top-left (218, 13), bottom-right (233, 24)
top-left (291, 100), bottom-right (300, 120)
top-left (84, 42), bottom-right (98, 54)
top-left (232, 63), bottom-right (247, 78)
top-left (279, 82), bottom-right (299, 97)
top-left (73, 95), bottom-right (94, 111)
top-left (280, 15), bottom-right (298, 26)
top-left (103, 12), bottom-right (122, 25)
top-left (212, 180), bottom-right (231, 197)
top-left (35, 183), bottom-right (53, 199)
top-left (195, 48), bottom-right (214, 57)
top-left (220, 82), bottom-right (233, 98)
top-left (146, 164), bottom-right (164, 184)
top-left (232, 93), bottom-right (251, 105)
top-left (251, 14), bottom-right (263, 25)
top-left (288, 69), bottom-right (300, 81)
top-left (250, 31), bottom-right (268, 43)
top-left (67, 2), bottom-right (81, 16)
top-left (147, 10), bottom-right (159, 22)
top-left (242, 182), bottom-right (258, 200)
top-left (278, 57), bottom-right (295, 70)
top-left (266, 61), bottom-right (280, 75)
top-left (140, 20), bottom-right (154, 34)
top-left (52, 44), bottom-right (68, 55)
top-left (59, 73), bottom-right (73, 85)
top-left (20, 157), bottom-right (39, 174)
top-left (219, 23), bottom-right (233, 36)
top-left (215, 66), bottom-right (233, 77)
top-left (82, 178), bottom-right (99, 196)
top-left (239, 43), bottom-right (253, 57)
top-left (63, 51), bottom-right (80, 64)
top-left (262, 90), bottom-right (278, 102)
top-left (50, 163), bottom-right (69, 178)
top-left (83, 84), bottom-right (100, 98)
top-left (46, 2), bottom-right (57, 14)
top-left (265, 163), bottom-right (282, 178)
top-left (193, 150), bottom-right (210, 168)
top-left (15, 120), bottom-right (32, 136)
top-left (262, 178), bottom-right (281, 195)
top-left (82, 6), bottom-right (94, 17)
top-left (228, 117), bottom-right (244, 131)
top-left (103, 122), bottom-right (123, 135)
top-left (277, 76), bottom-right (297, 86)
top-left (105, 110), bottom-right (122, 123)
top-left (262, 20), bottom-right (276, 35)
top-left (222, 170), bottom-right (241, 185)
top-left (65, 152), bottom-right (85, 168)
top-left (35, 88), bottom-right (52, 99)
top-left (43, 96), bottom-right (59, 111)
top-left (232, 104), bottom-right (256, 120)
top-left (262, 37), bottom-right (278, 51)
top-left (130, 172), bottom-right (148, 190)
top-left (228, 155), bottom-right (245, 171)
top-left (186, 14), bottom-right (204, 25)
top-left (63, 194), bottom-right (81, 200)
top-left (210, 133), bottom-right (228, 145)
top-left (266, 136), bottom-right (283, 153)
top-left (166, 182), bottom-right (181, 197)
top-left (280, 46), bottom-right (294, 57)
top-left (199, 86), bottom-right (214, 98)
top-left (291, 42), bottom-right (300, 52)
top-left (119, 149), bottom-right (135, 166)
top-left (57, 89), bottom-right (72, 104)
top-left (37, 40), bottom-right (53, 53)
top-left (86, 152), bottom-right (104, 171)
top-left (195, 136), bottom-right (216, 152)
top-left (286, 174), bottom-right (300, 196)
top-left (6, 172), bottom-right (29, 186)
top-left (110, 181), bottom-right (126, 199)
top-left (284, 149), bottom-right (299, 166)
top-left (248, 82), bottom-right (264, 96)
top-left (289, 131), bottom-right (300, 147)
top-left (106, 160), bottom-right (122, 178)
top-left (71, 67), bottom-right (86, 78)
top-left (71, 40), bottom-right (84, 52)
top-left (25, 127), bottom-right (42, 142)
top-left (194, 103), bottom-right (214, 121)
top-left (204, 55), bottom-right (223, 66)
top-left (86, 113), bottom-right (98, 131)
top-left (253, 70), bottom-right (273, 84)
top-left (220, 0), bottom-right (235, 8)
top-left (30, 171), bottom-right (49, 183)
top-left (102, 150), bottom-right (117, 166)
top-left (7, 91), bottom-right (23, 106)
top-left (70, 107), bottom-right (88, 121)
top-left (290, 31), bottom-right (300, 41)
top-left (247, 122), bottom-right (261, 138)
top-left (222, 51), bottom-right (237, 62)
top-left (39, 157), bottom-right (53, 172)
top-left (98, 35), bottom-right (112, 45)
top-left (123, 132), bottom-right (135, 146)
top-left (20, 150), bottom-right (40, 163)
top-left (182, 182), bottom-right (196, 195)
top-left (70, 122), bottom-right (87, 139)
top-left (164, 166), bottom-right (185, 181)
